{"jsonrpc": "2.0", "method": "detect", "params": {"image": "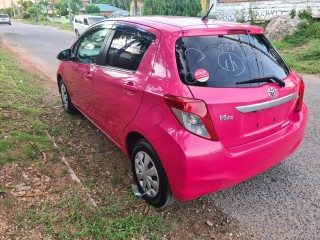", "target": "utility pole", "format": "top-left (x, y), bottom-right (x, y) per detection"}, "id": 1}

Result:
top-left (68, 0), bottom-right (72, 26)
top-left (11, 0), bottom-right (16, 18)
top-left (14, 1), bottom-right (21, 18)
top-left (2, 0), bottom-right (7, 13)
top-left (134, 0), bottom-right (138, 16)
top-left (34, 0), bottom-right (40, 21)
